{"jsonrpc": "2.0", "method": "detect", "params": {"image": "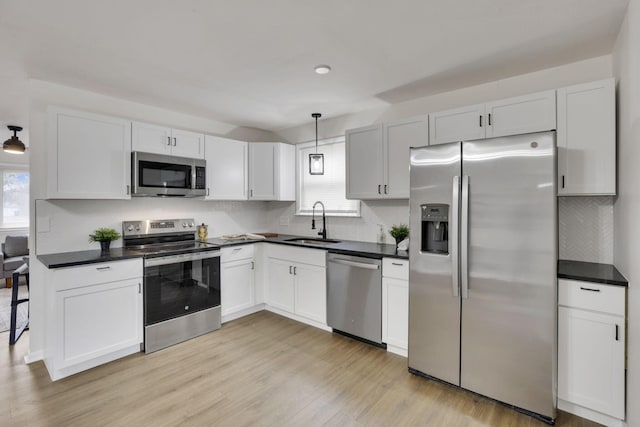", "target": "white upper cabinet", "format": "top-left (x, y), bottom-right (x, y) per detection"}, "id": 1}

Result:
top-left (132, 121), bottom-right (204, 159)
top-left (384, 116), bottom-right (429, 198)
top-left (557, 78), bottom-right (616, 196)
top-left (204, 135), bottom-right (248, 200)
top-left (346, 124), bottom-right (384, 199)
top-left (429, 104), bottom-right (486, 145)
top-left (485, 90), bottom-right (556, 138)
top-left (346, 116), bottom-right (428, 199)
top-left (429, 90), bottom-right (556, 144)
top-left (47, 106), bottom-right (132, 199)
top-left (248, 142), bottom-right (295, 201)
